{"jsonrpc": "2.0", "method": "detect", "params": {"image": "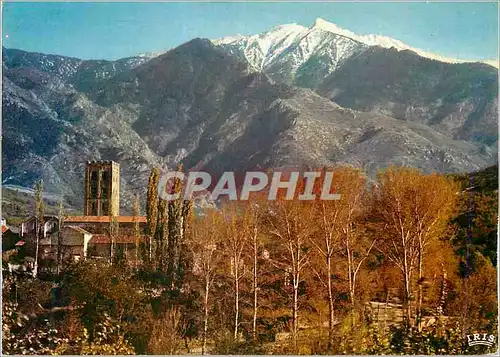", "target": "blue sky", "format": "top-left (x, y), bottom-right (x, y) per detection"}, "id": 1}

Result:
top-left (2, 2), bottom-right (498, 61)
